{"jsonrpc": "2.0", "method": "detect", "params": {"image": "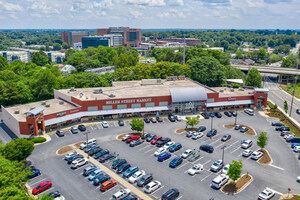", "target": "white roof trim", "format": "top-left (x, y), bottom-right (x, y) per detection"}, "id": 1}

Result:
top-left (170, 87), bottom-right (207, 103)
top-left (206, 100), bottom-right (254, 107)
